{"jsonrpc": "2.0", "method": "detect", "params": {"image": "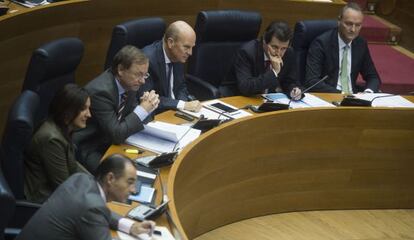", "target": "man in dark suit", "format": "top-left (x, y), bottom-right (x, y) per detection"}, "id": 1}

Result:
top-left (305, 2), bottom-right (381, 93)
top-left (230, 21), bottom-right (302, 99)
top-left (16, 154), bottom-right (155, 240)
top-left (143, 20), bottom-right (202, 112)
top-left (74, 46), bottom-right (160, 172)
